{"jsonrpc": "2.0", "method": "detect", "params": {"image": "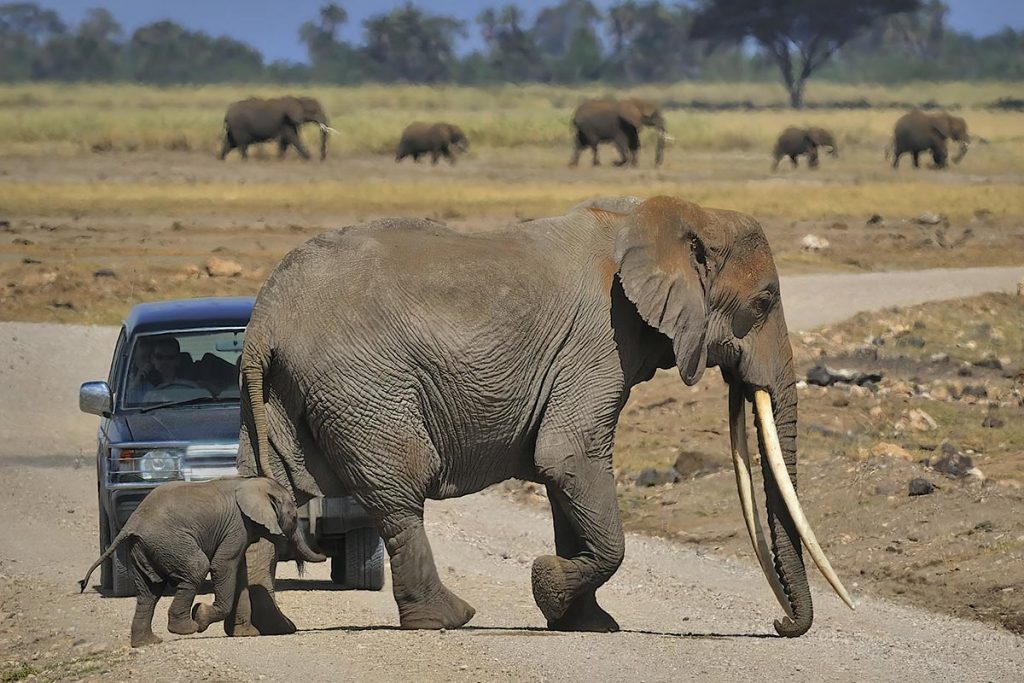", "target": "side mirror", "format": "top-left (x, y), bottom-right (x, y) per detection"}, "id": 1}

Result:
top-left (80, 381), bottom-right (112, 416)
